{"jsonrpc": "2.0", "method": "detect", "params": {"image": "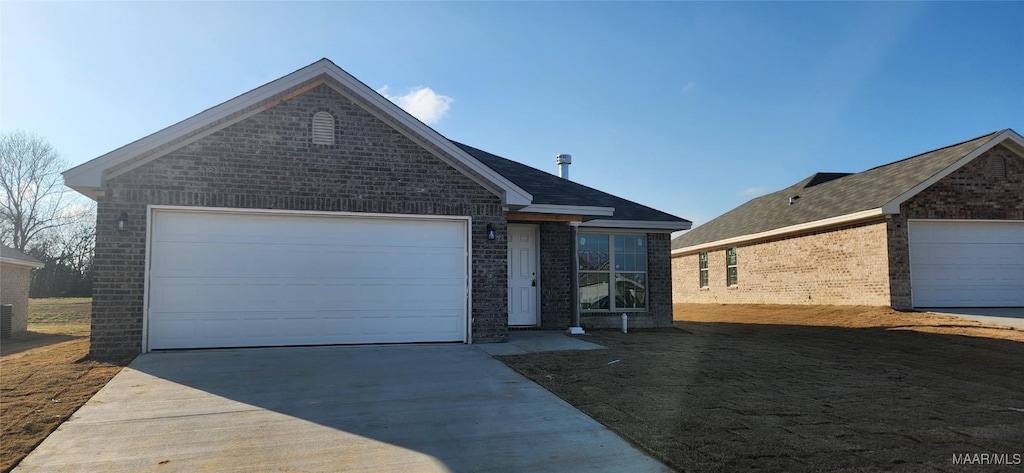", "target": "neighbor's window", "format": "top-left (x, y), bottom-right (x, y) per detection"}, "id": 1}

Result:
top-left (698, 252), bottom-right (709, 288)
top-left (312, 111), bottom-right (335, 145)
top-left (578, 233), bottom-right (647, 311)
top-left (726, 247), bottom-right (738, 286)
